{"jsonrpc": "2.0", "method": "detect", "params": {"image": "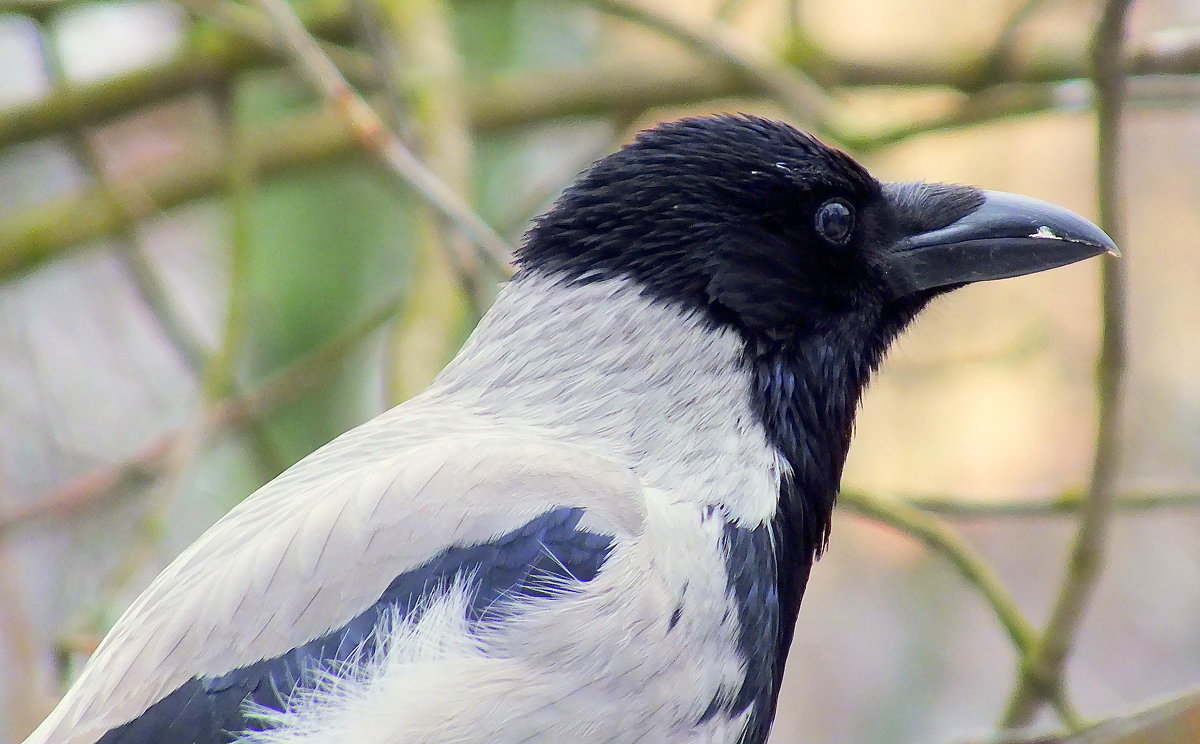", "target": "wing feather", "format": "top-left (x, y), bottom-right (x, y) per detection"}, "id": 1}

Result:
top-left (27, 428), bottom-right (645, 744)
